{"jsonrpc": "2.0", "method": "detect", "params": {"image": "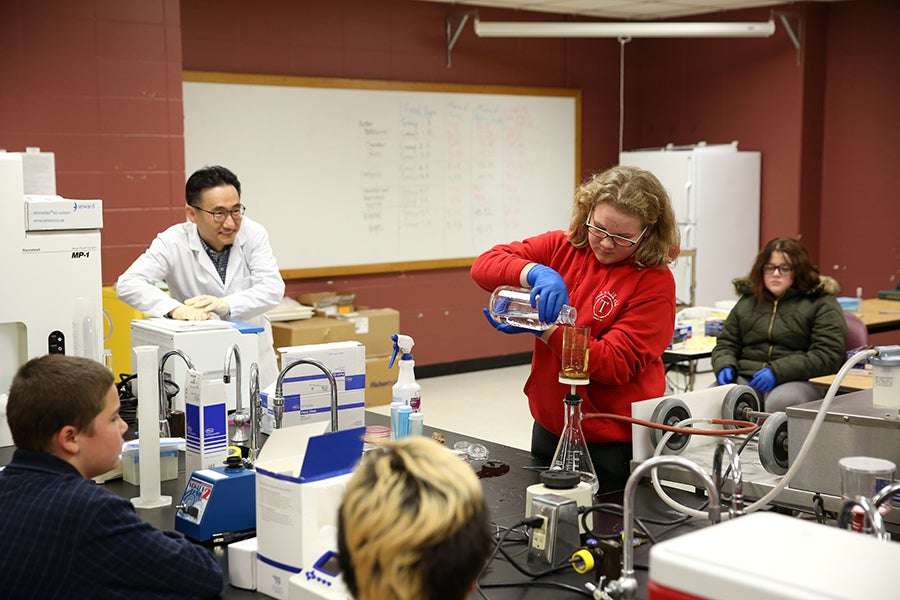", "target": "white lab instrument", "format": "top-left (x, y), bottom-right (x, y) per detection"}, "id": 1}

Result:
top-left (632, 347), bottom-right (900, 527)
top-left (130, 318), bottom-right (261, 412)
top-left (871, 344), bottom-right (900, 410)
top-left (288, 550), bottom-right (351, 599)
top-left (0, 152), bottom-right (103, 414)
top-left (647, 511), bottom-right (900, 600)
